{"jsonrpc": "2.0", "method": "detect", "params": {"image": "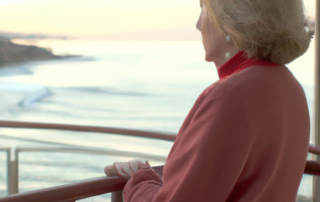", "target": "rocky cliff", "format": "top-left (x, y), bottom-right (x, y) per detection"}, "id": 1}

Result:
top-left (0, 36), bottom-right (69, 66)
